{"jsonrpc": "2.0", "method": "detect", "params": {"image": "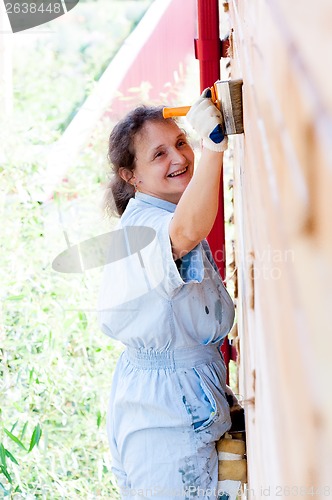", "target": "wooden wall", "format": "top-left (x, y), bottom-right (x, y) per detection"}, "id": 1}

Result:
top-left (227, 0), bottom-right (332, 497)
